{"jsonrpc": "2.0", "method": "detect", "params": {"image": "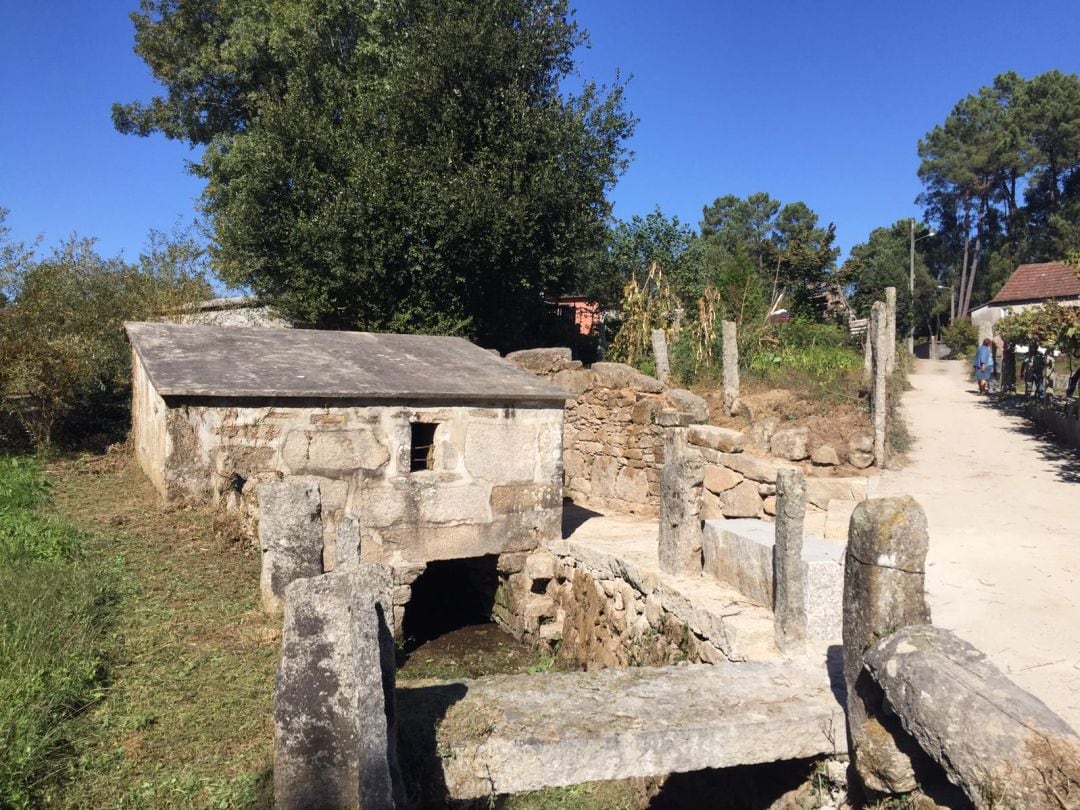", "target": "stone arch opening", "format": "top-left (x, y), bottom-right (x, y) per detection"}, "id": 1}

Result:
top-left (401, 555), bottom-right (500, 650)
